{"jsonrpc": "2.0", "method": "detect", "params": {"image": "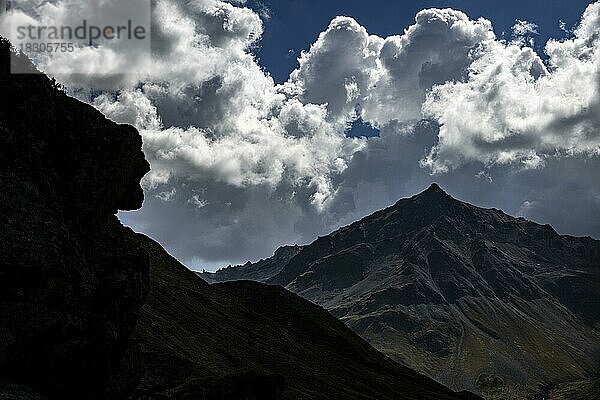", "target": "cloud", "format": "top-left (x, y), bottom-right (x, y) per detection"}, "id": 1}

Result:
top-left (287, 9), bottom-right (495, 127)
top-left (155, 187), bottom-right (177, 202)
top-left (512, 19), bottom-right (538, 46)
top-left (422, 2), bottom-right (600, 173)
top-left (3, 0), bottom-right (599, 266)
top-left (517, 200), bottom-right (536, 217)
top-left (363, 8), bottom-right (495, 126)
top-left (286, 16), bottom-right (382, 122)
top-left (512, 19), bottom-right (539, 37)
